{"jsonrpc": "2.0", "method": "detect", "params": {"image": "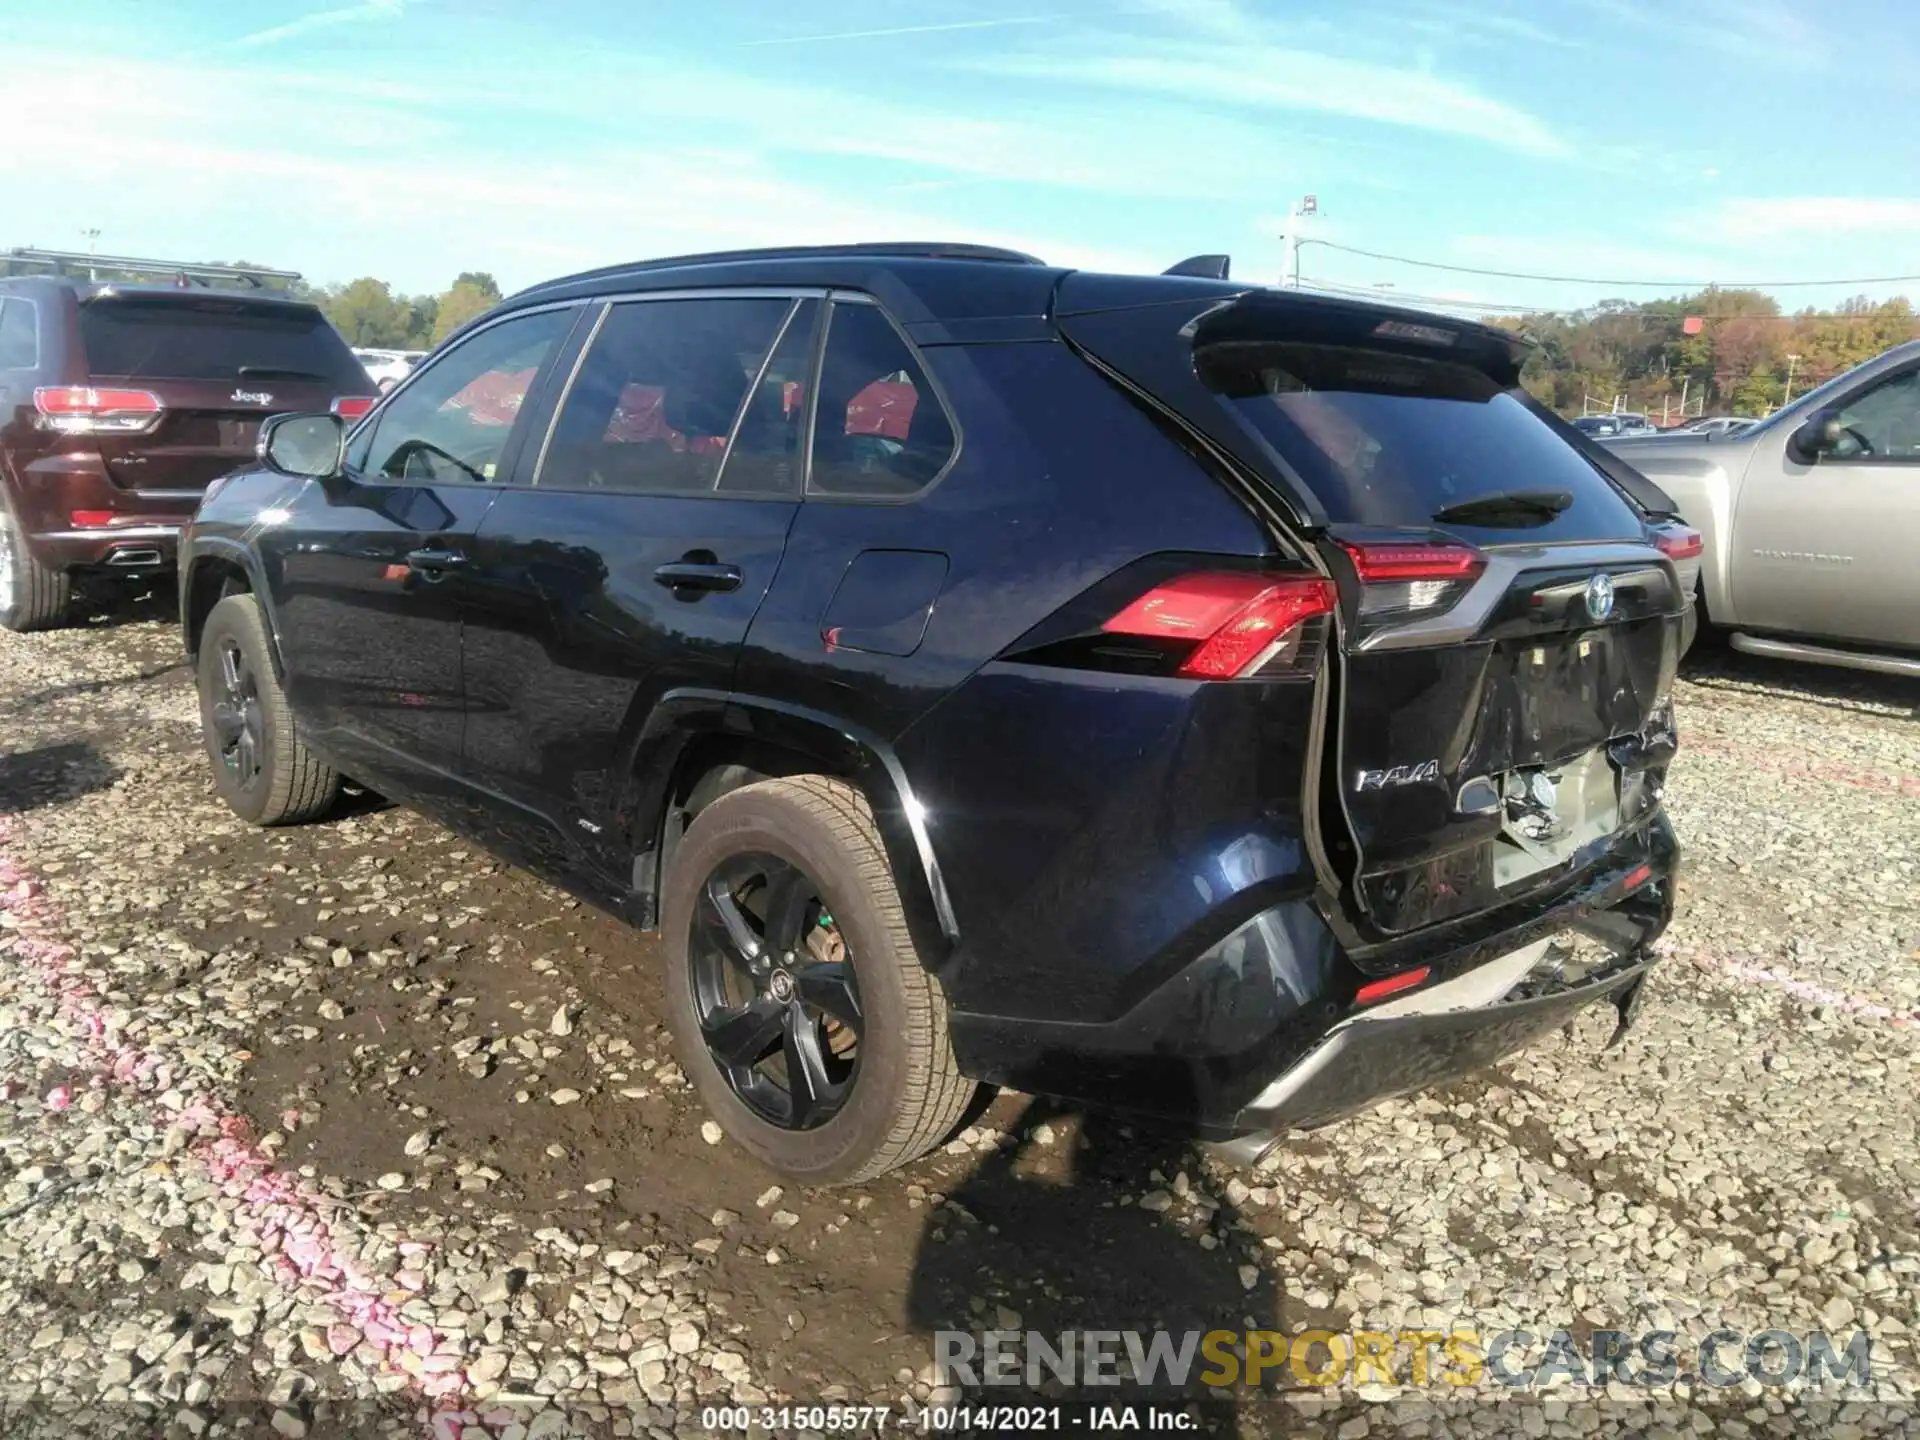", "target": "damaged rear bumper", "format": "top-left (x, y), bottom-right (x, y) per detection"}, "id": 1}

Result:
top-left (947, 813), bottom-right (1675, 1139)
top-left (1218, 940), bottom-right (1647, 1159)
